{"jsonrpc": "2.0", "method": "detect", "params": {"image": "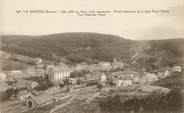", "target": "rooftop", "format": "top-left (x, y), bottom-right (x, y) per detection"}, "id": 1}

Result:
top-left (28, 93), bottom-right (53, 105)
